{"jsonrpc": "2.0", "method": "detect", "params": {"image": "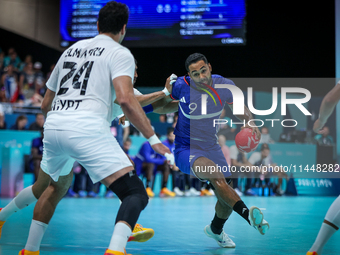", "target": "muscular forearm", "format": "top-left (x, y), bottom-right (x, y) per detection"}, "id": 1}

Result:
top-left (235, 105), bottom-right (253, 123)
top-left (41, 105), bottom-right (51, 118)
top-left (136, 91), bottom-right (168, 107)
top-left (319, 101), bottom-right (336, 125)
top-left (318, 84), bottom-right (340, 124)
top-left (41, 89), bottom-right (55, 118)
top-left (153, 99), bottom-right (178, 114)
